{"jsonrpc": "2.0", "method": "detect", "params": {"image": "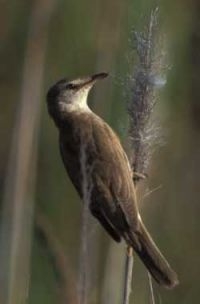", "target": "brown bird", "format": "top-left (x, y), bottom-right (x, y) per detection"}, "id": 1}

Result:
top-left (47, 73), bottom-right (178, 288)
